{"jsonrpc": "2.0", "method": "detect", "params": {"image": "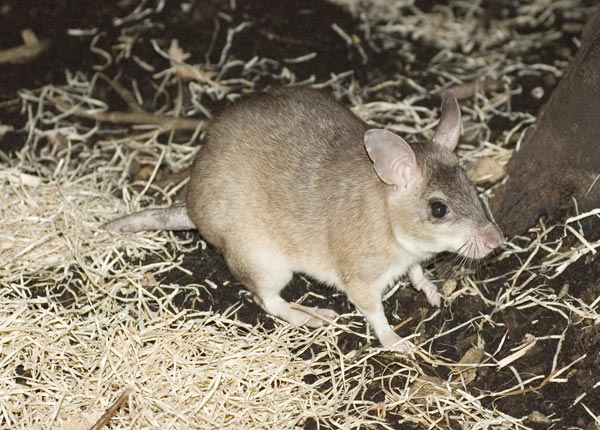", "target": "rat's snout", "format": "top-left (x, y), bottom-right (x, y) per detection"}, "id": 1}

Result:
top-left (481, 223), bottom-right (503, 252)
